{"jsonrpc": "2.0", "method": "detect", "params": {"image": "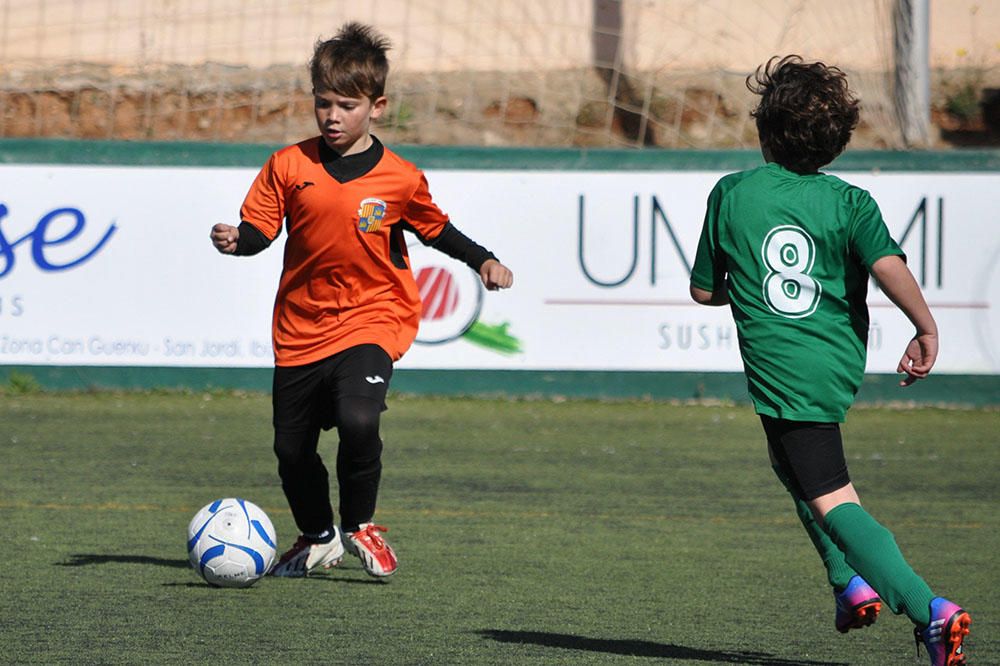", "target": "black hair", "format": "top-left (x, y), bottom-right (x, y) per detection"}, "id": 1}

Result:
top-left (747, 55), bottom-right (860, 173)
